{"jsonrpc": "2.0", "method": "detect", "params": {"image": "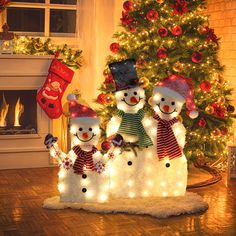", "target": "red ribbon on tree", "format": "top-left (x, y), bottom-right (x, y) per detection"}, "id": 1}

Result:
top-left (154, 114), bottom-right (182, 160)
top-left (72, 145), bottom-right (97, 174)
